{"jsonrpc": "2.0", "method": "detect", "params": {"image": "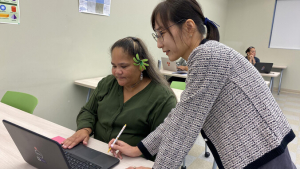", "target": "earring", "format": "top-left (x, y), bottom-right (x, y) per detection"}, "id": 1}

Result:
top-left (140, 72), bottom-right (143, 81)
